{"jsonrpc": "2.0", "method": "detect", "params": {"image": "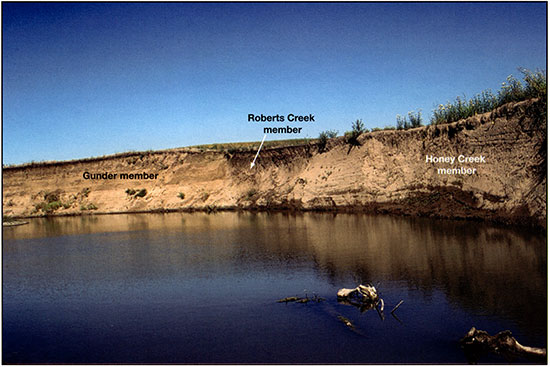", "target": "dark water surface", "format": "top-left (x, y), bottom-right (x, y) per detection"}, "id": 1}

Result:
top-left (3, 212), bottom-right (547, 364)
